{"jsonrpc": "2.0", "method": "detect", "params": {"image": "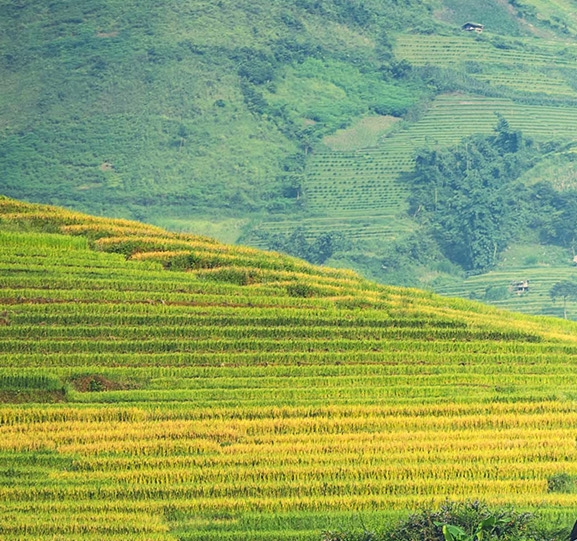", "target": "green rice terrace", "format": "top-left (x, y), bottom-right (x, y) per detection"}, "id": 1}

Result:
top-left (434, 245), bottom-right (577, 320)
top-left (393, 34), bottom-right (577, 72)
top-left (302, 94), bottom-right (577, 214)
top-left (259, 91), bottom-right (577, 250)
top-left (2, 196), bottom-right (577, 539)
top-left (254, 28), bottom-right (577, 251)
